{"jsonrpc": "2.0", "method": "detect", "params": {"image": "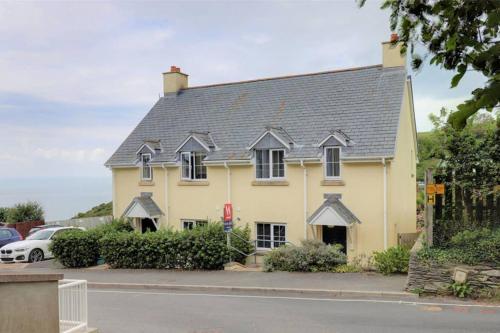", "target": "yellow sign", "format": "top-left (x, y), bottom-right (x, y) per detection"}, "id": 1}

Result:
top-left (436, 184), bottom-right (445, 195)
top-left (427, 193), bottom-right (435, 205)
top-left (426, 184), bottom-right (436, 194)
